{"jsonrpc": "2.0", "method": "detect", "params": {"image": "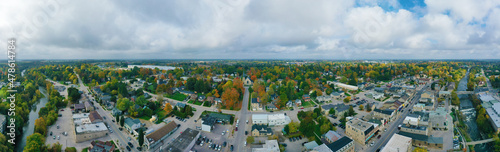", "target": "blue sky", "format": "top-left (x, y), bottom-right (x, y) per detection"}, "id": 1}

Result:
top-left (1, 0), bottom-right (499, 59)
